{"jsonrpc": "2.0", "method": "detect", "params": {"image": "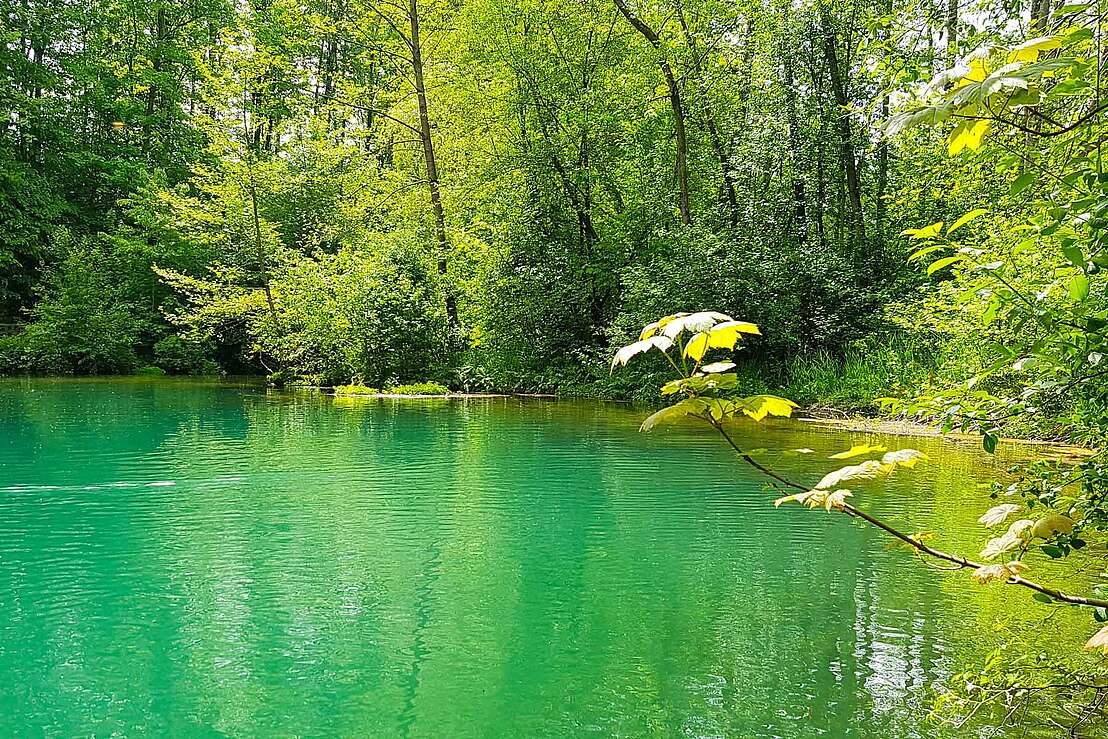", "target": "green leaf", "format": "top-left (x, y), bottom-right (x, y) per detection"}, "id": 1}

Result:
top-left (1056, 3), bottom-right (1090, 15)
top-left (983, 432), bottom-right (998, 454)
top-left (908, 221), bottom-right (944, 239)
top-left (1010, 171), bottom-right (1036, 195)
top-left (1032, 592), bottom-right (1055, 604)
top-left (908, 244), bottom-right (947, 262)
top-left (1070, 273), bottom-right (1090, 301)
top-left (947, 209), bottom-right (988, 235)
top-left (1062, 243), bottom-right (1085, 266)
top-left (1040, 544), bottom-right (1065, 559)
top-left (927, 255), bottom-right (967, 275)
top-left (640, 398), bottom-right (708, 432)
